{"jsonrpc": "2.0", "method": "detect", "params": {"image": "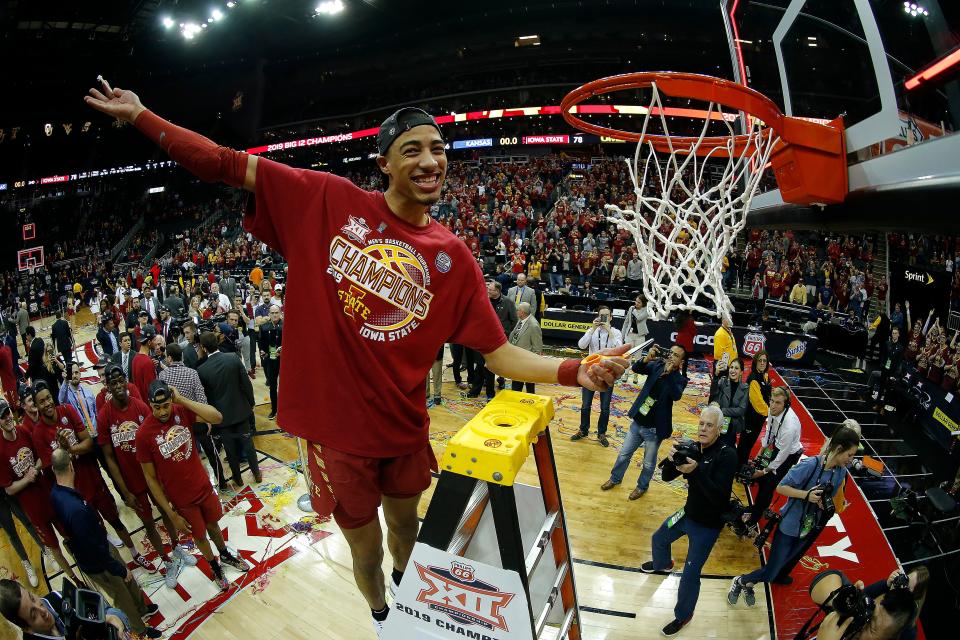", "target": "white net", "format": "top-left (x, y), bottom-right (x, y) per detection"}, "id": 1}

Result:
top-left (604, 82), bottom-right (778, 321)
